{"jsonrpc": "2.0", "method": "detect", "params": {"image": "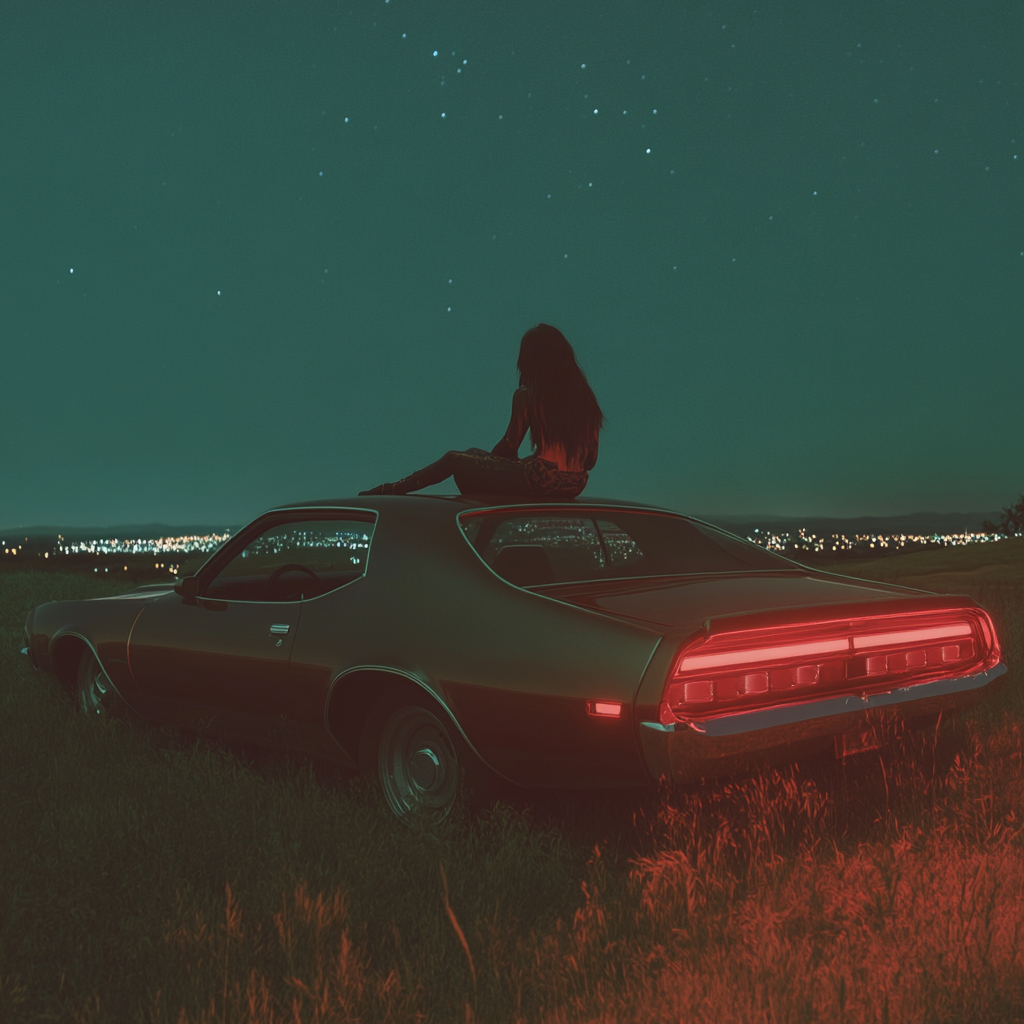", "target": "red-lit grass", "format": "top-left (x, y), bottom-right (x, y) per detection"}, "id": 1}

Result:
top-left (1, 572), bottom-right (1021, 1023)
top-left (127, 718), bottom-right (1021, 1024)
